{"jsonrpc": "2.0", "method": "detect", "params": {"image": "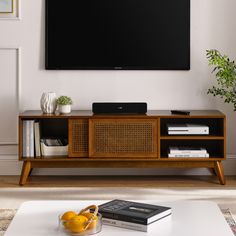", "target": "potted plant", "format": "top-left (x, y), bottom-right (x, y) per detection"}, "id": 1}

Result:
top-left (206, 49), bottom-right (236, 110)
top-left (56, 96), bottom-right (73, 114)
